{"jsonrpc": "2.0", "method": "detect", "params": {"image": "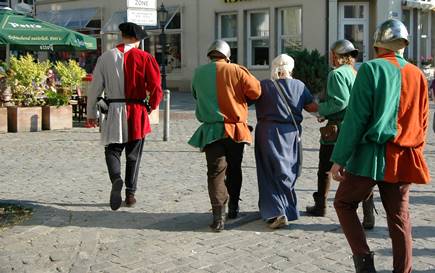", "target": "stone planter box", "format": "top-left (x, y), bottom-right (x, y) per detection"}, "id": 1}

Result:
top-left (149, 105), bottom-right (159, 124)
top-left (42, 105), bottom-right (73, 130)
top-left (7, 106), bottom-right (42, 132)
top-left (0, 107), bottom-right (7, 133)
